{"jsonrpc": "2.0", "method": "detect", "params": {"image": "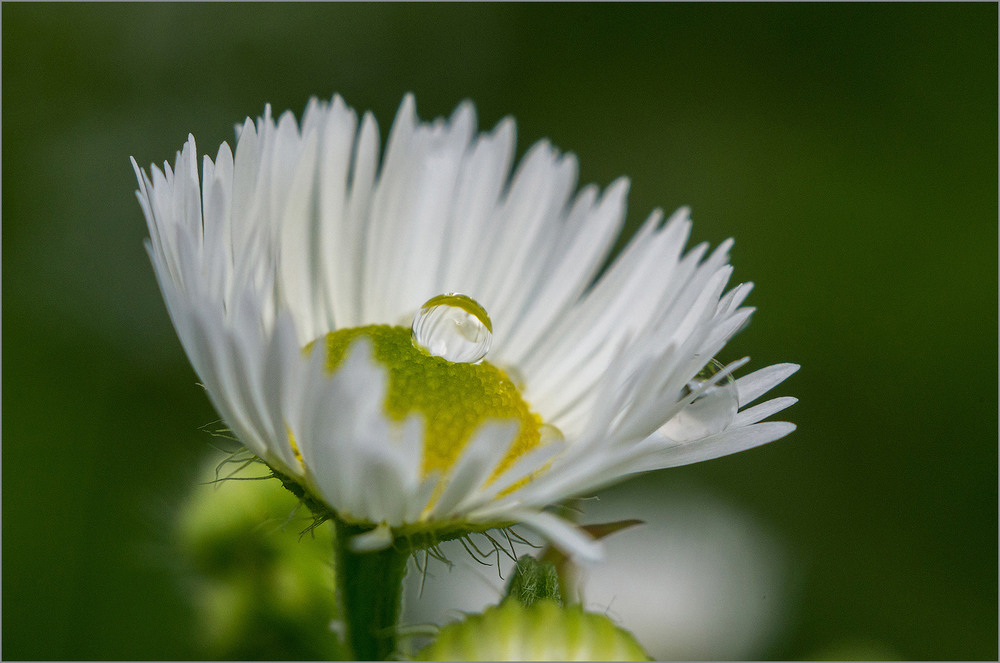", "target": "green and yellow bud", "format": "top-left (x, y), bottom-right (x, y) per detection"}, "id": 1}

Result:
top-left (417, 599), bottom-right (650, 661)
